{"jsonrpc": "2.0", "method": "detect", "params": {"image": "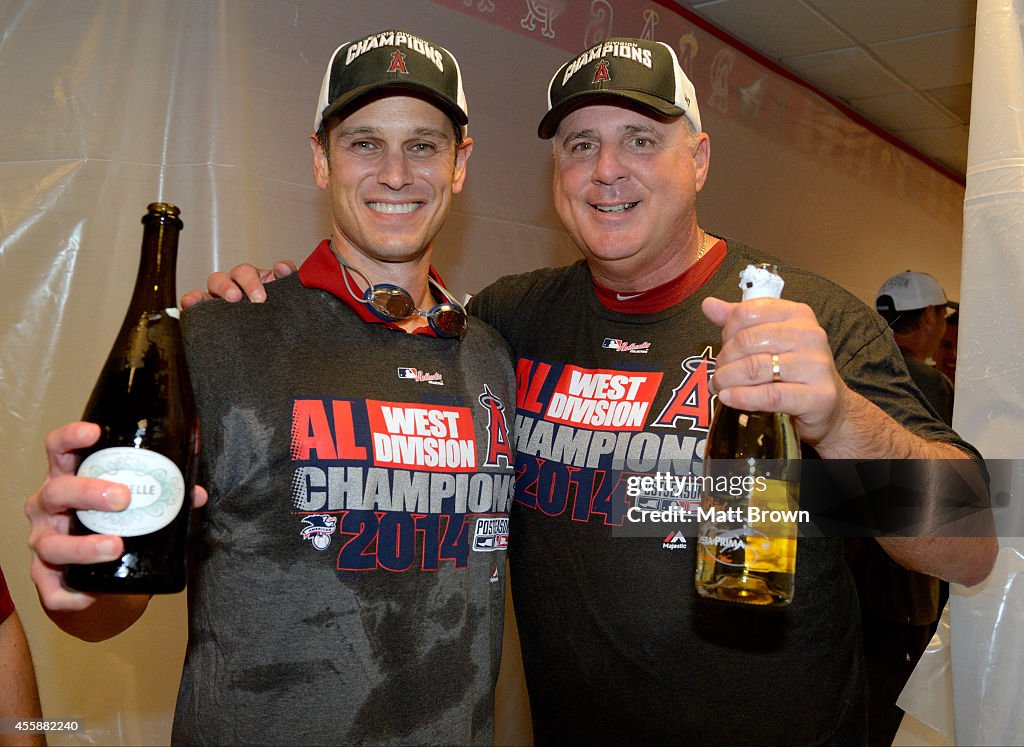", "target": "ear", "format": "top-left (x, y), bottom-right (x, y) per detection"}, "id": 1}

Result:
top-left (693, 132), bottom-right (711, 193)
top-left (923, 305), bottom-right (944, 333)
top-left (451, 136), bottom-right (474, 195)
top-left (311, 132), bottom-right (330, 190)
